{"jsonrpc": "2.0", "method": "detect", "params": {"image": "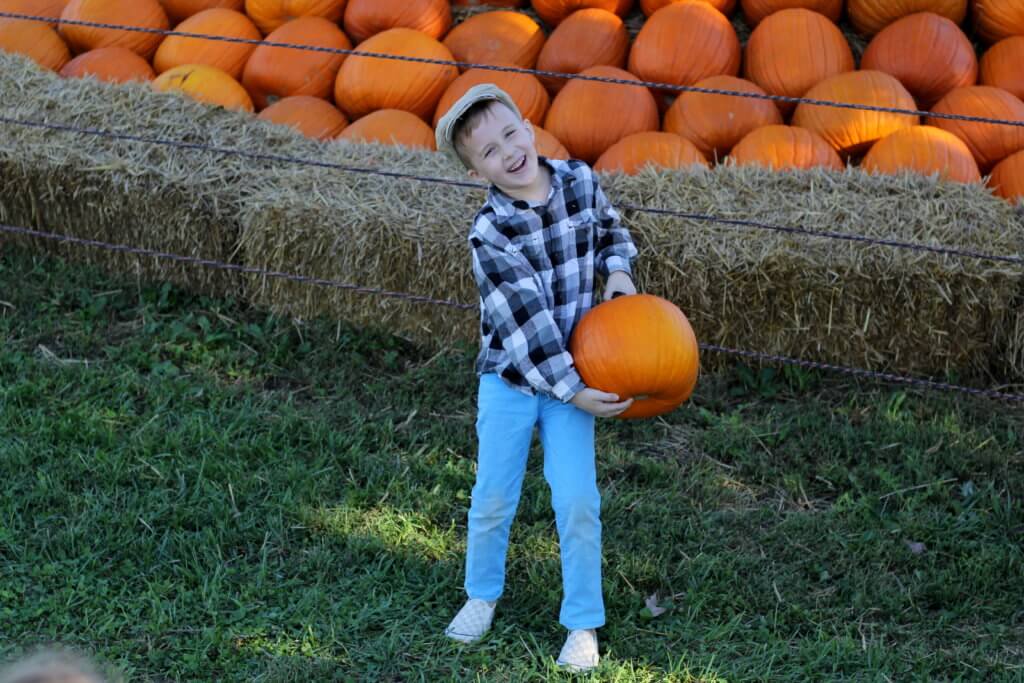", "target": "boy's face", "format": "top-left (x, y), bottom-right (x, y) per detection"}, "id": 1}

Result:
top-left (460, 103), bottom-right (540, 195)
